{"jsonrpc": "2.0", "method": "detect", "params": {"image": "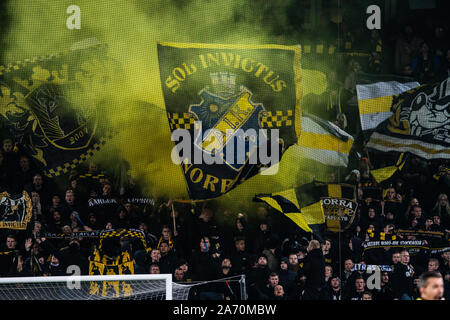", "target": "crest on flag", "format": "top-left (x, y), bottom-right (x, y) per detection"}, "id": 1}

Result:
top-left (320, 197), bottom-right (358, 232)
top-left (189, 72), bottom-right (266, 171)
